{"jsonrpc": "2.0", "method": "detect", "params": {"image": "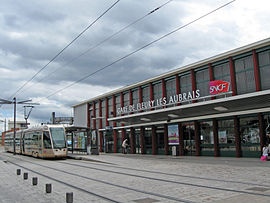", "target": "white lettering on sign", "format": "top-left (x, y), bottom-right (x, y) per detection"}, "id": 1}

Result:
top-left (116, 90), bottom-right (200, 115)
